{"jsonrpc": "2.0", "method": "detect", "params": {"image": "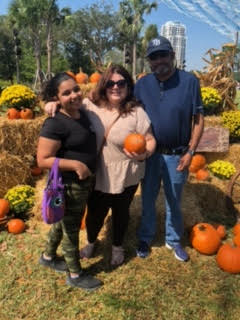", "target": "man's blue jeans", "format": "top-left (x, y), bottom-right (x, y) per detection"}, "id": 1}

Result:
top-left (138, 152), bottom-right (188, 246)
